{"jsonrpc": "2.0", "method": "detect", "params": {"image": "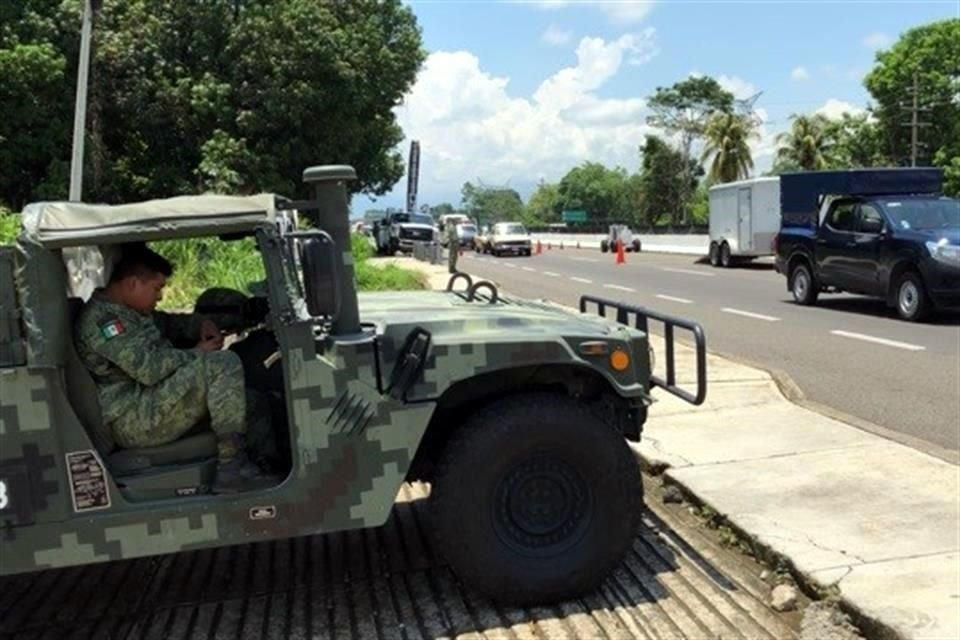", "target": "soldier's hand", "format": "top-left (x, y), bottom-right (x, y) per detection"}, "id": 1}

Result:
top-left (196, 335), bottom-right (224, 352)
